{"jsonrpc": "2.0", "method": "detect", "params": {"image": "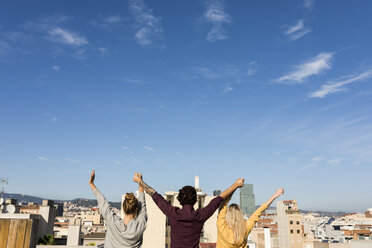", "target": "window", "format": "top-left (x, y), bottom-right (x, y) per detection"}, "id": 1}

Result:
top-left (297, 230), bottom-right (301, 234)
top-left (290, 229), bottom-right (294, 234)
top-left (290, 220), bottom-right (293, 224)
top-left (296, 221), bottom-right (300, 225)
